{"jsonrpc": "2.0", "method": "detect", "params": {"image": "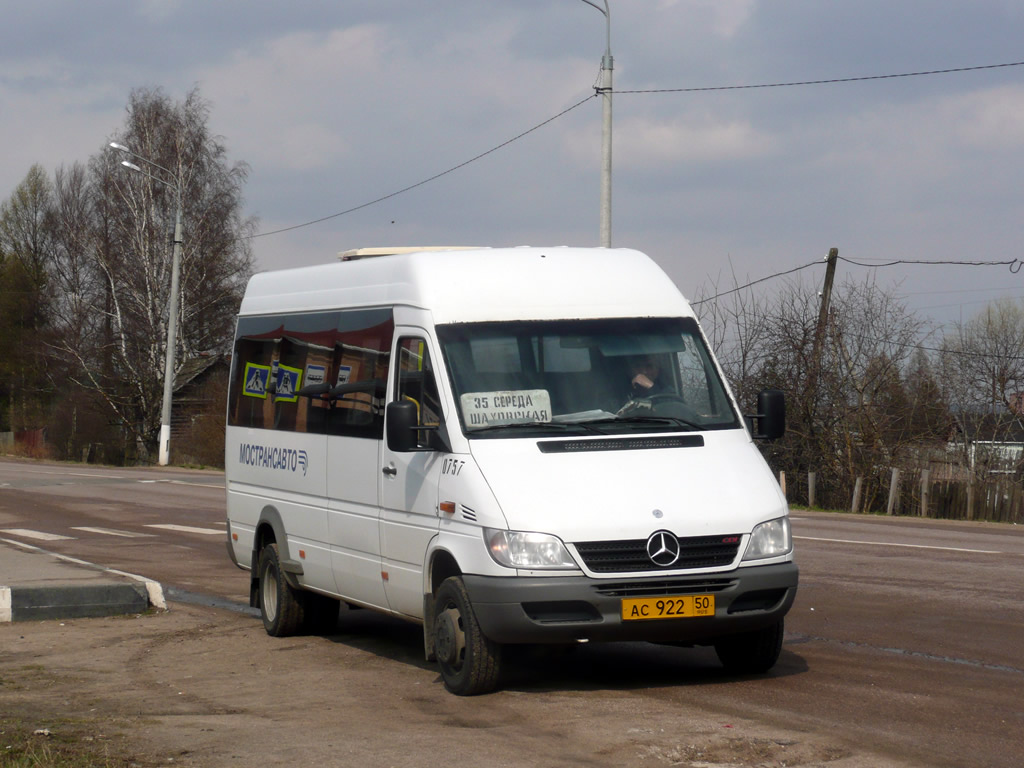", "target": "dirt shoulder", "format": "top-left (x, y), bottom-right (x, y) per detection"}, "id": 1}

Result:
top-left (1, 601), bottom-right (910, 768)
